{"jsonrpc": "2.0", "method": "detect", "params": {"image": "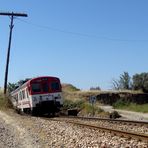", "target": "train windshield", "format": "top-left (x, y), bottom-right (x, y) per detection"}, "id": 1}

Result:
top-left (51, 82), bottom-right (60, 91)
top-left (32, 83), bottom-right (41, 93)
top-left (31, 79), bottom-right (61, 94)
top-left (42, 82), bottom-right (49, 93)
top-left (32, 83), bottom-right (49, 93)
